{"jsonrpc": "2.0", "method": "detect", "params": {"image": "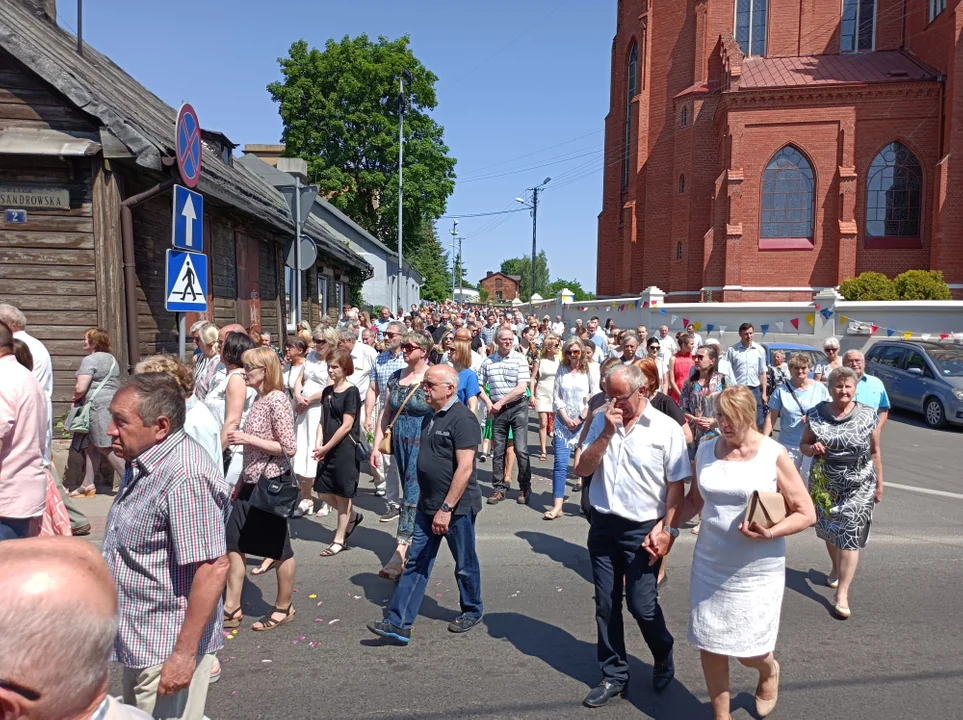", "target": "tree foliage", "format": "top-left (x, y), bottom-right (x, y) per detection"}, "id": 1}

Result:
top-left (407, 222), bottom-right (452, 302)
top-left (500, 251), bottom-right (550, 302)
top-left (839, 272), bottom-right (897, 301)
top-left (268, 35), bottom-right (457, 254)
top-left (893, 270), bottom-right (951, 300)
top-left (546, 278), bottom-right (595, 301)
